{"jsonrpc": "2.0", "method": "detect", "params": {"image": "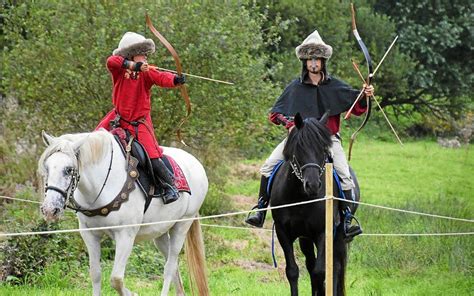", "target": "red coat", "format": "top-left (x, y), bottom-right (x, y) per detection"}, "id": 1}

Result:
top-left (96, 55), bottom-right (176, 158)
